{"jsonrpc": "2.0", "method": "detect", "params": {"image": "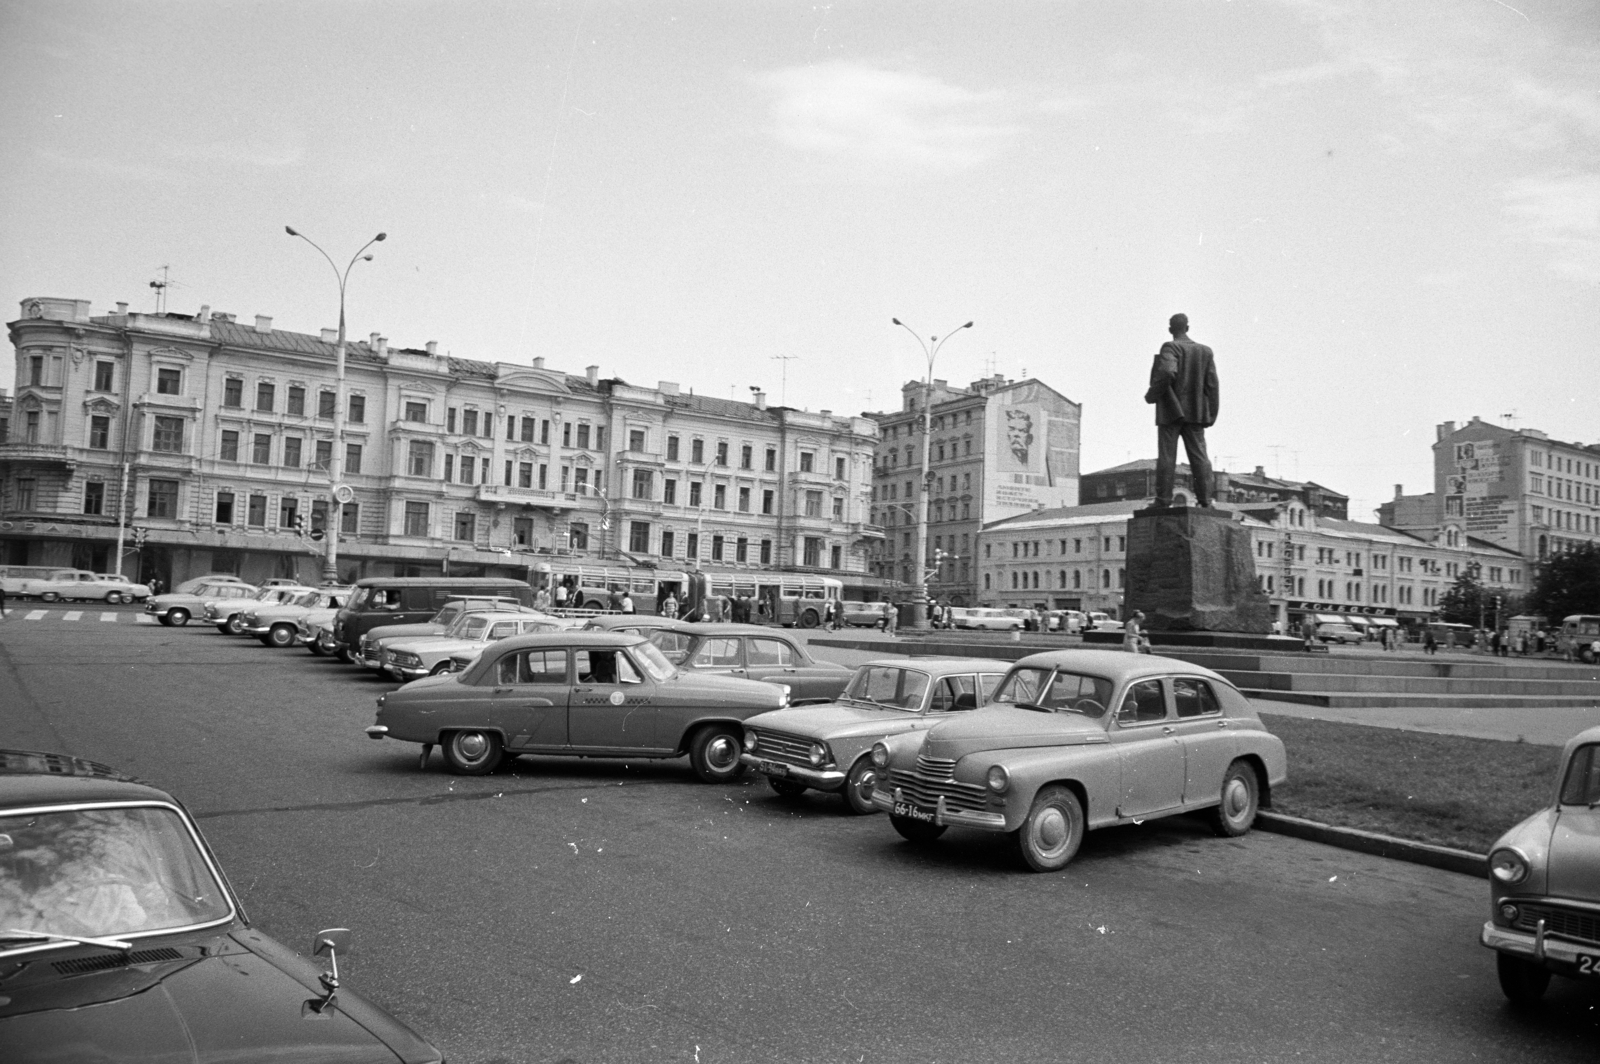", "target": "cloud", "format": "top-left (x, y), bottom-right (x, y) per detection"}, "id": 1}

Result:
top-left (1504, 171), bottom-right (1600, 282)
top-left (753, 61), bottom-right (1021, 174)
